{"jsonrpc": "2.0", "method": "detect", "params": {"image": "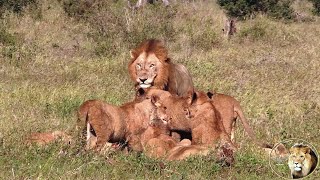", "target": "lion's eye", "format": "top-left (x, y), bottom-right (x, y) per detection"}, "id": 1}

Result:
top-left (150, 64), bottom-right (155, 68)
top-left (136, 64), bottom-right (141, 69)
top-left (300, 155), bottom-right (304, 158)
top-left (164, 106), bottom-right (167, 110)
